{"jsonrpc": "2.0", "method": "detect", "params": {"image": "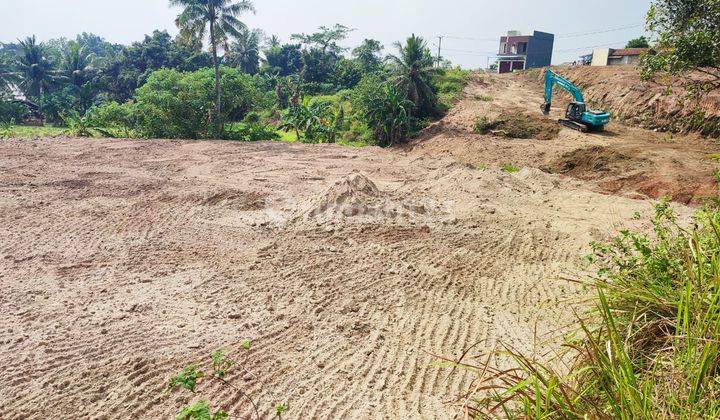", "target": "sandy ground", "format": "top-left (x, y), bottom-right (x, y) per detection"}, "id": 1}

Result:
top-left (0, 73), bottom-right (714, 419)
